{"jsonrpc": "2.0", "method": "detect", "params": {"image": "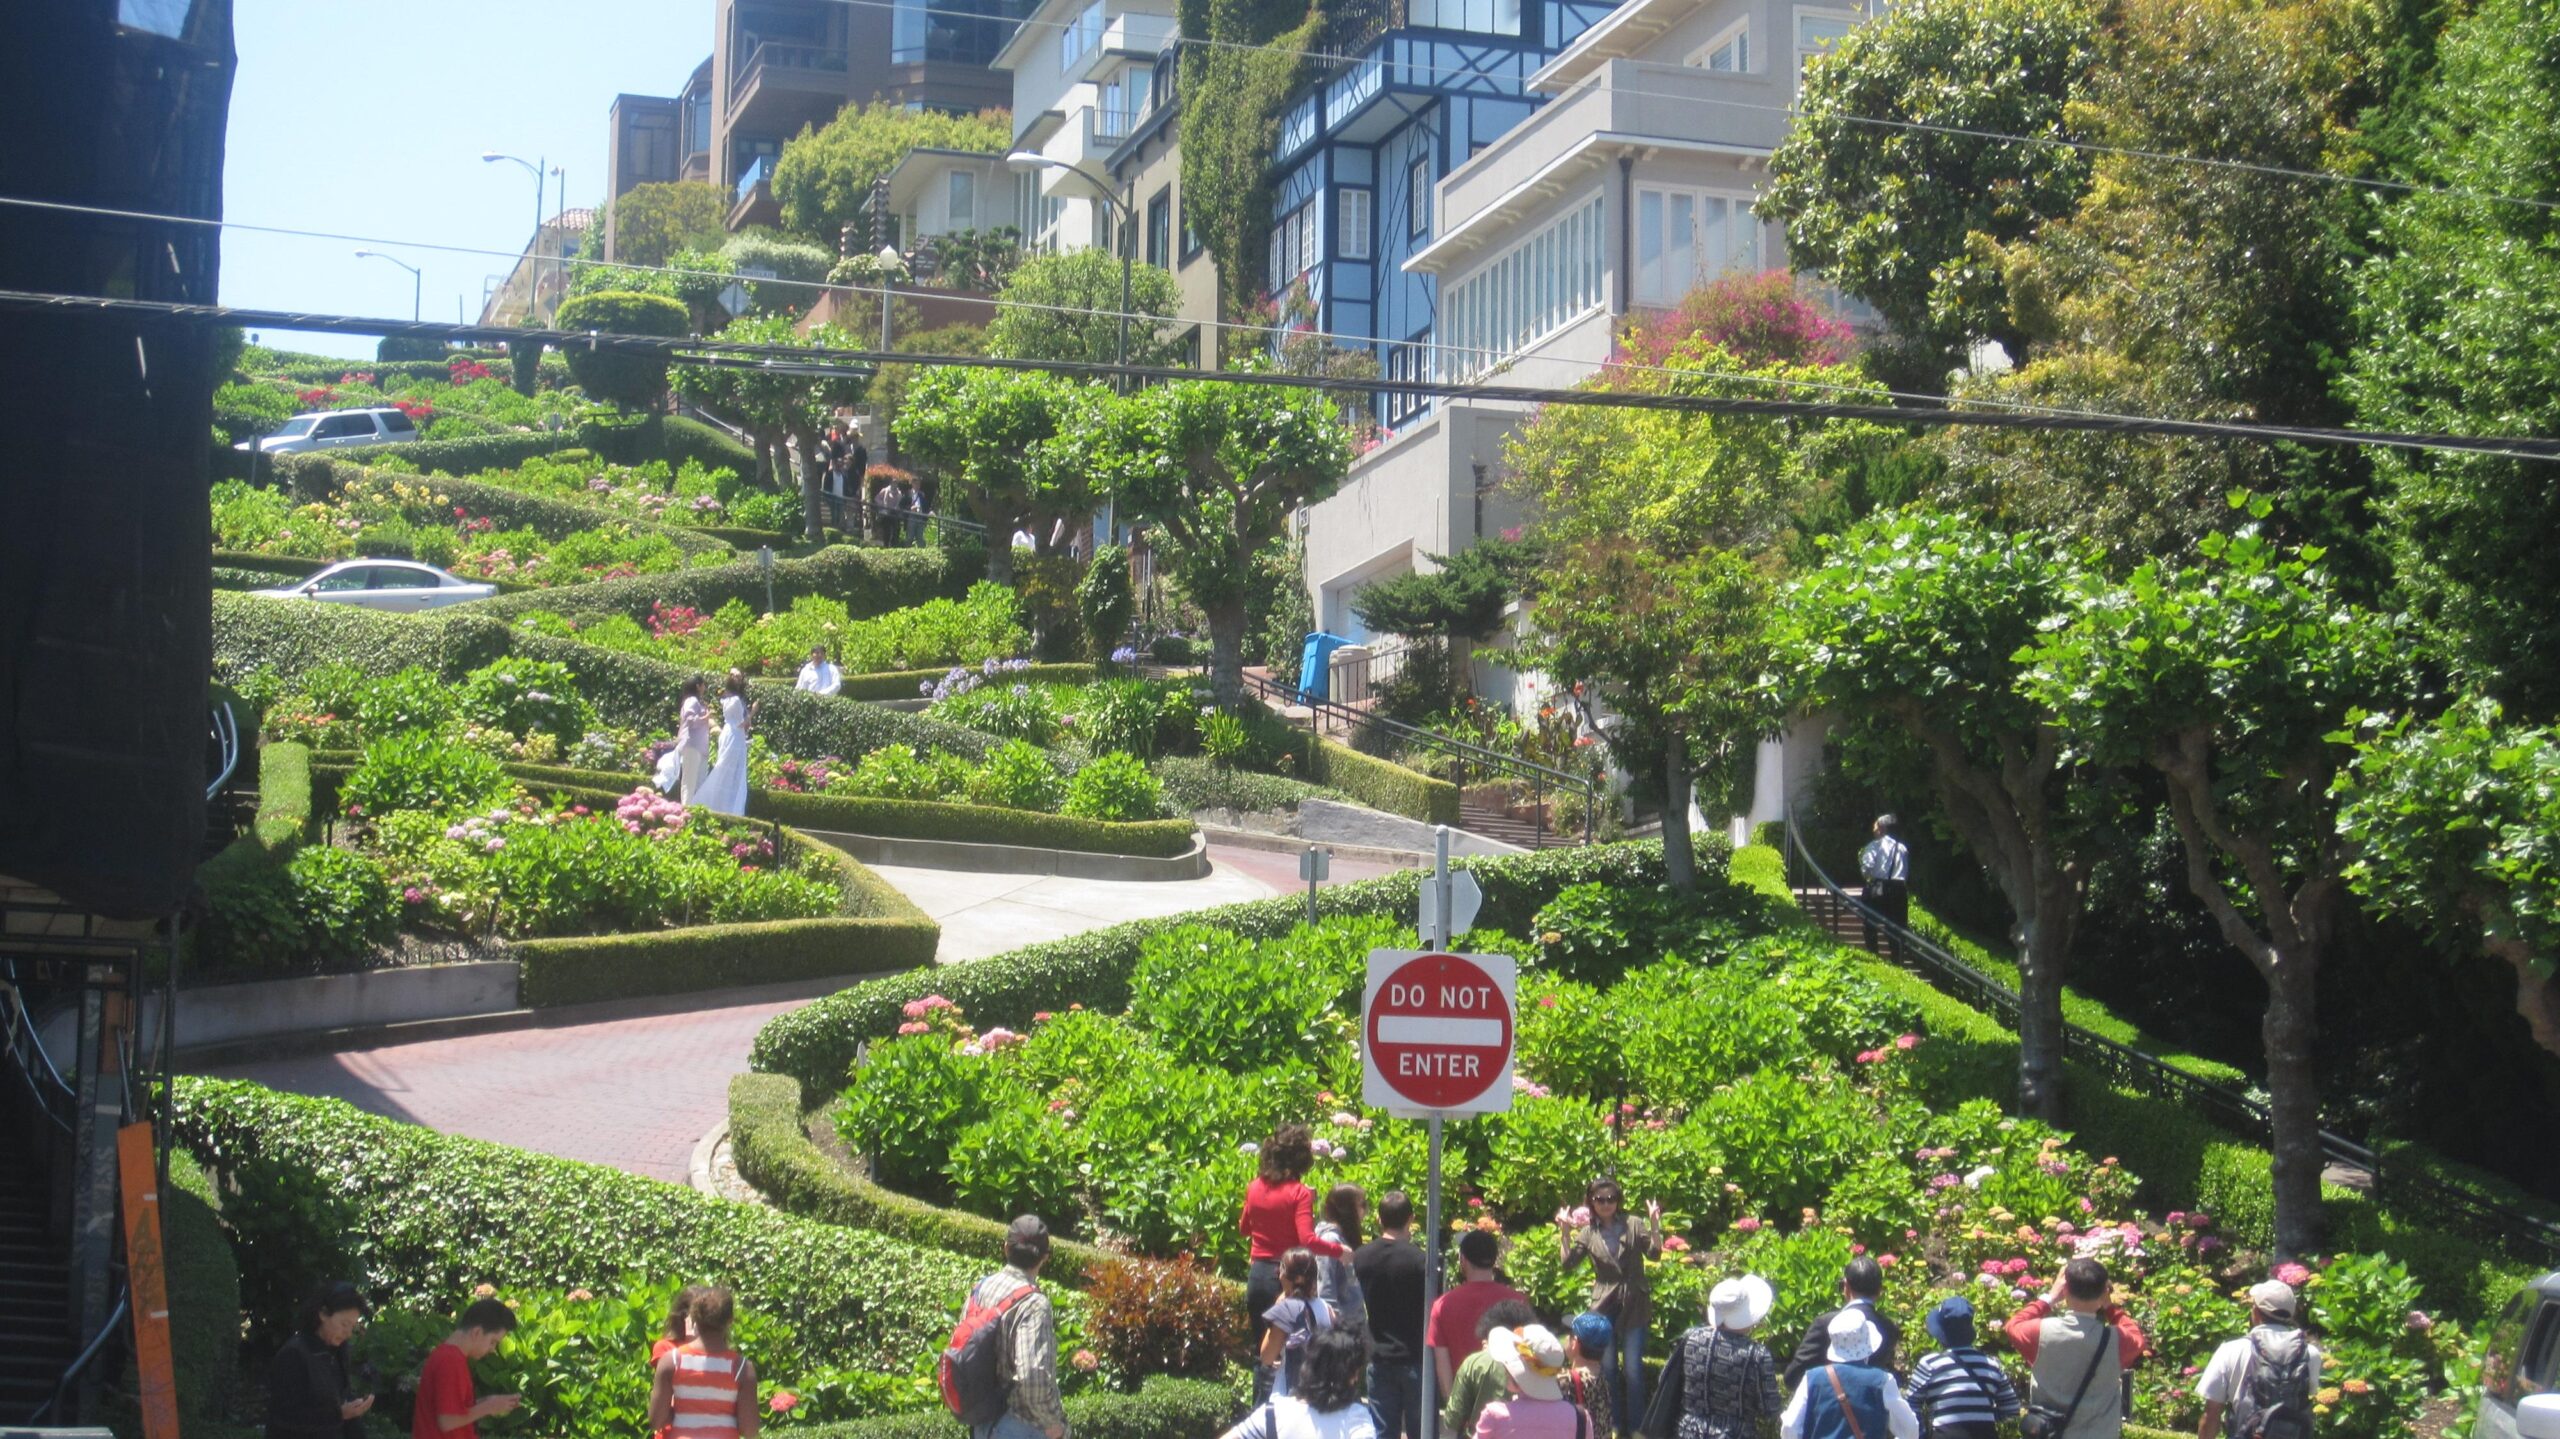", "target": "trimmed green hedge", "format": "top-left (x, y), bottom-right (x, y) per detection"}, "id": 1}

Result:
top-left (1306, 736), bottom-right (1460, 825)
top-left (169, 1078), bottom-right (1013, 1372)
top-left (471, 542), bottom-right (974, 627)
top-left (165, 1152), bottom-right (244, 1436)
top-left (253, 741), bottom-right (312, 847)
top-left (729, 1074), bottom-right (1122, 1286)
top-left (838, 661), bottom-right (1099, 702)
top-left (789, 1377), bottom-right (1236, 1439)
top-left (190, 742), bottom-right (317, 978)
top-left (751, 841), bottom-right (1683, 1095)
top-left (211, 550), bottom-right (326, 581)
top-left (752, 789), bottom-right (1200, 860)
top-left (274, 455), bottom-right (731, 558)
top-left (212, 593), bottom-right (1005, 765)
top-left (325, 430), bottom-right (590, 478)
